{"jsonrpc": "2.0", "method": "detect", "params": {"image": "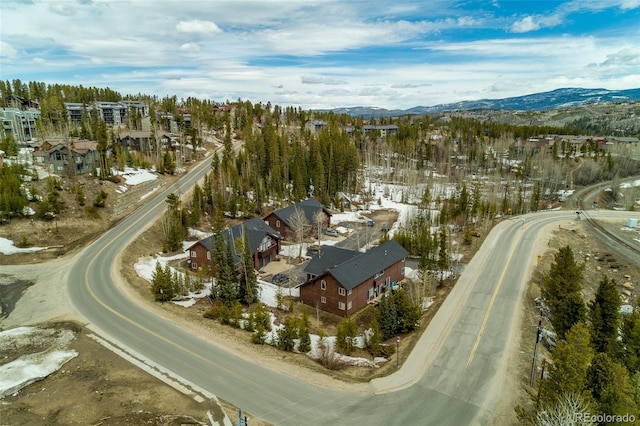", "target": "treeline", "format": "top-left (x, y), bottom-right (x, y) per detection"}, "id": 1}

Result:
top-left (1, 79), bottom-right (122, 105)
top-left (517, 246), bottom-right (640, 423)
